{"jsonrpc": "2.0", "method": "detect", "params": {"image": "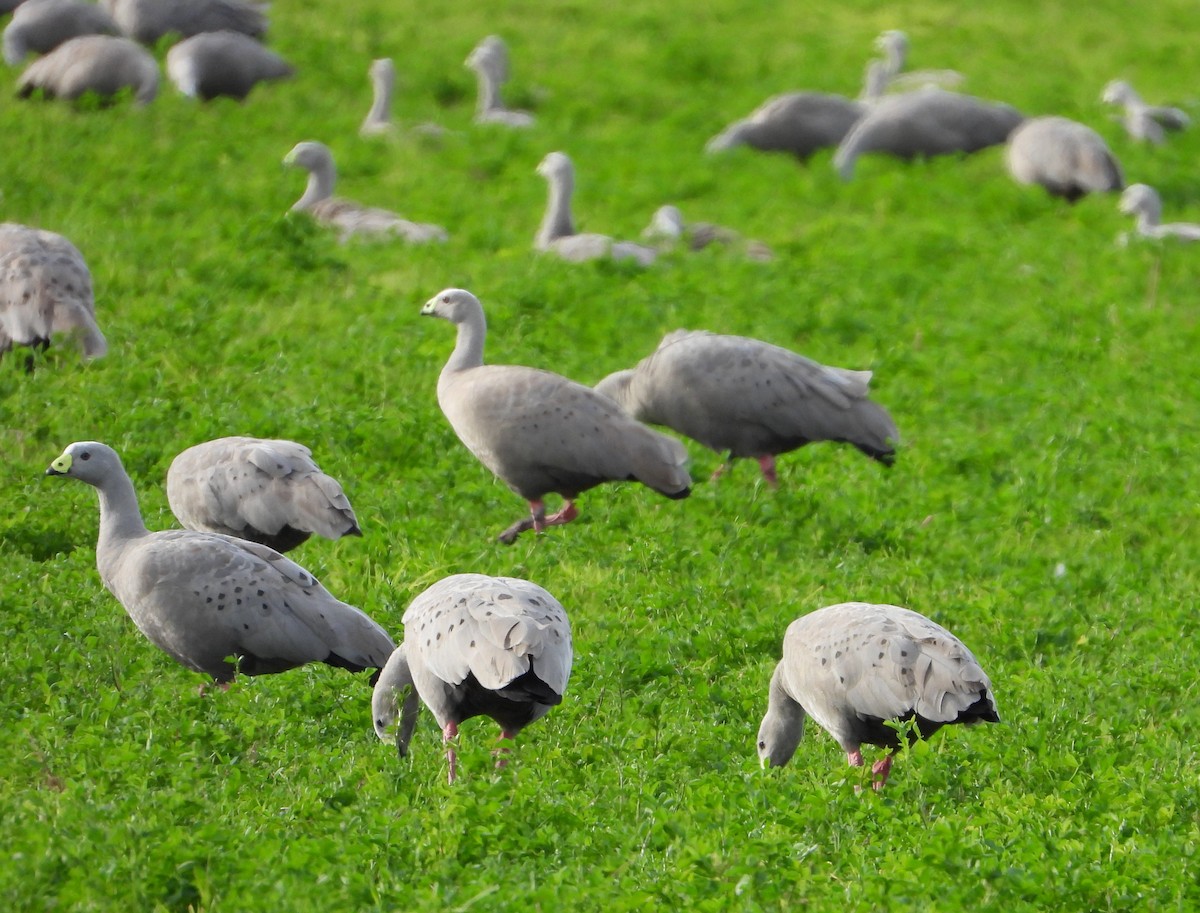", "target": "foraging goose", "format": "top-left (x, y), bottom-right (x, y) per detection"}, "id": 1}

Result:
top-left (1006, 116), bottom-right (1123, 202)
top-left (166, 30), bottom-right (291, 100)
top-left (3, 0), bottom-right (118, 66)
top-left (873, 30), bottom-right (964, 92)
top-left (0, 222), bottom-right (106, 370)
top-left (100, 0), bottom-right (265, 45)
top-left (421, 288), bottom-right (692, 543)
top-left (359, 57), bottom-right (395, 135)
top-left (45, 441), bottom-right (394, 686)
top-left (535, 151), bottom-right (657, 265)
top-left (372, 573), bottom-right (572, 782)
top-left (834, 87), bottom-right (1023, 179)
top-left (705, 91), bottom-right (865, 160)
top-left (595, 330), bottom-right (897, 486)
top-left (16, 33), bottom-right (157, 104)
top-left (465, 34), bottom-right (533, 127)
top-left (283, 141), bottom-right (447, 242)
top-left (642, 205), bottom-right (773, 261)
top-left (1102, 79), bottom-right (1190, 145)
top-left (1119, 184), bottom-right (1200, 242)
top-left (758, 602), bottom-right (999, 789)
top-left (167, 436), bottom-right (362, 552)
